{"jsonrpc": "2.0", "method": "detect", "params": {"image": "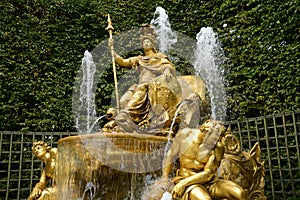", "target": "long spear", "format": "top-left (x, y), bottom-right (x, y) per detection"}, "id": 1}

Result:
top-left (106, 14), bottom-right (120, 114)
